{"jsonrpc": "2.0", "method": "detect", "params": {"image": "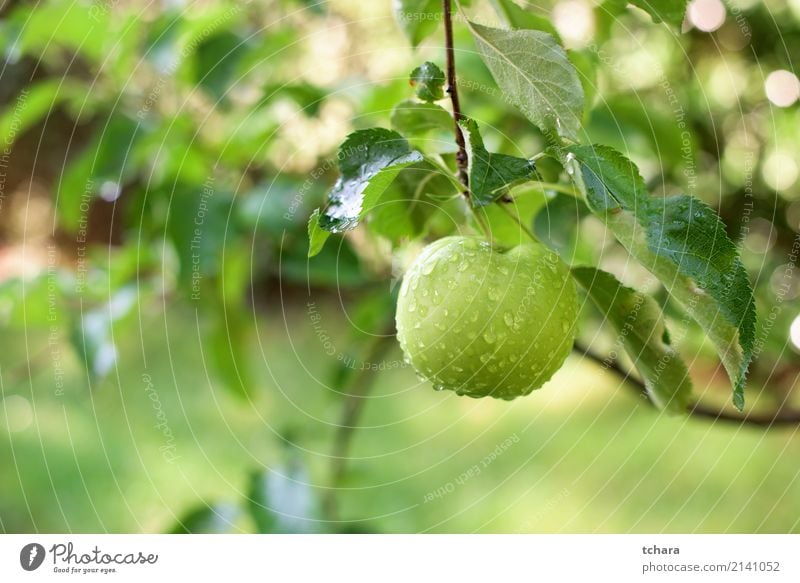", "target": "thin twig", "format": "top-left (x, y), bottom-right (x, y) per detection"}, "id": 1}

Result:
top-left (443, 0), bottom-right (469, 189)
top-left (572, 342), bottom-right (800, 428)
top-left (323, 328), bottom-right (397, 523)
